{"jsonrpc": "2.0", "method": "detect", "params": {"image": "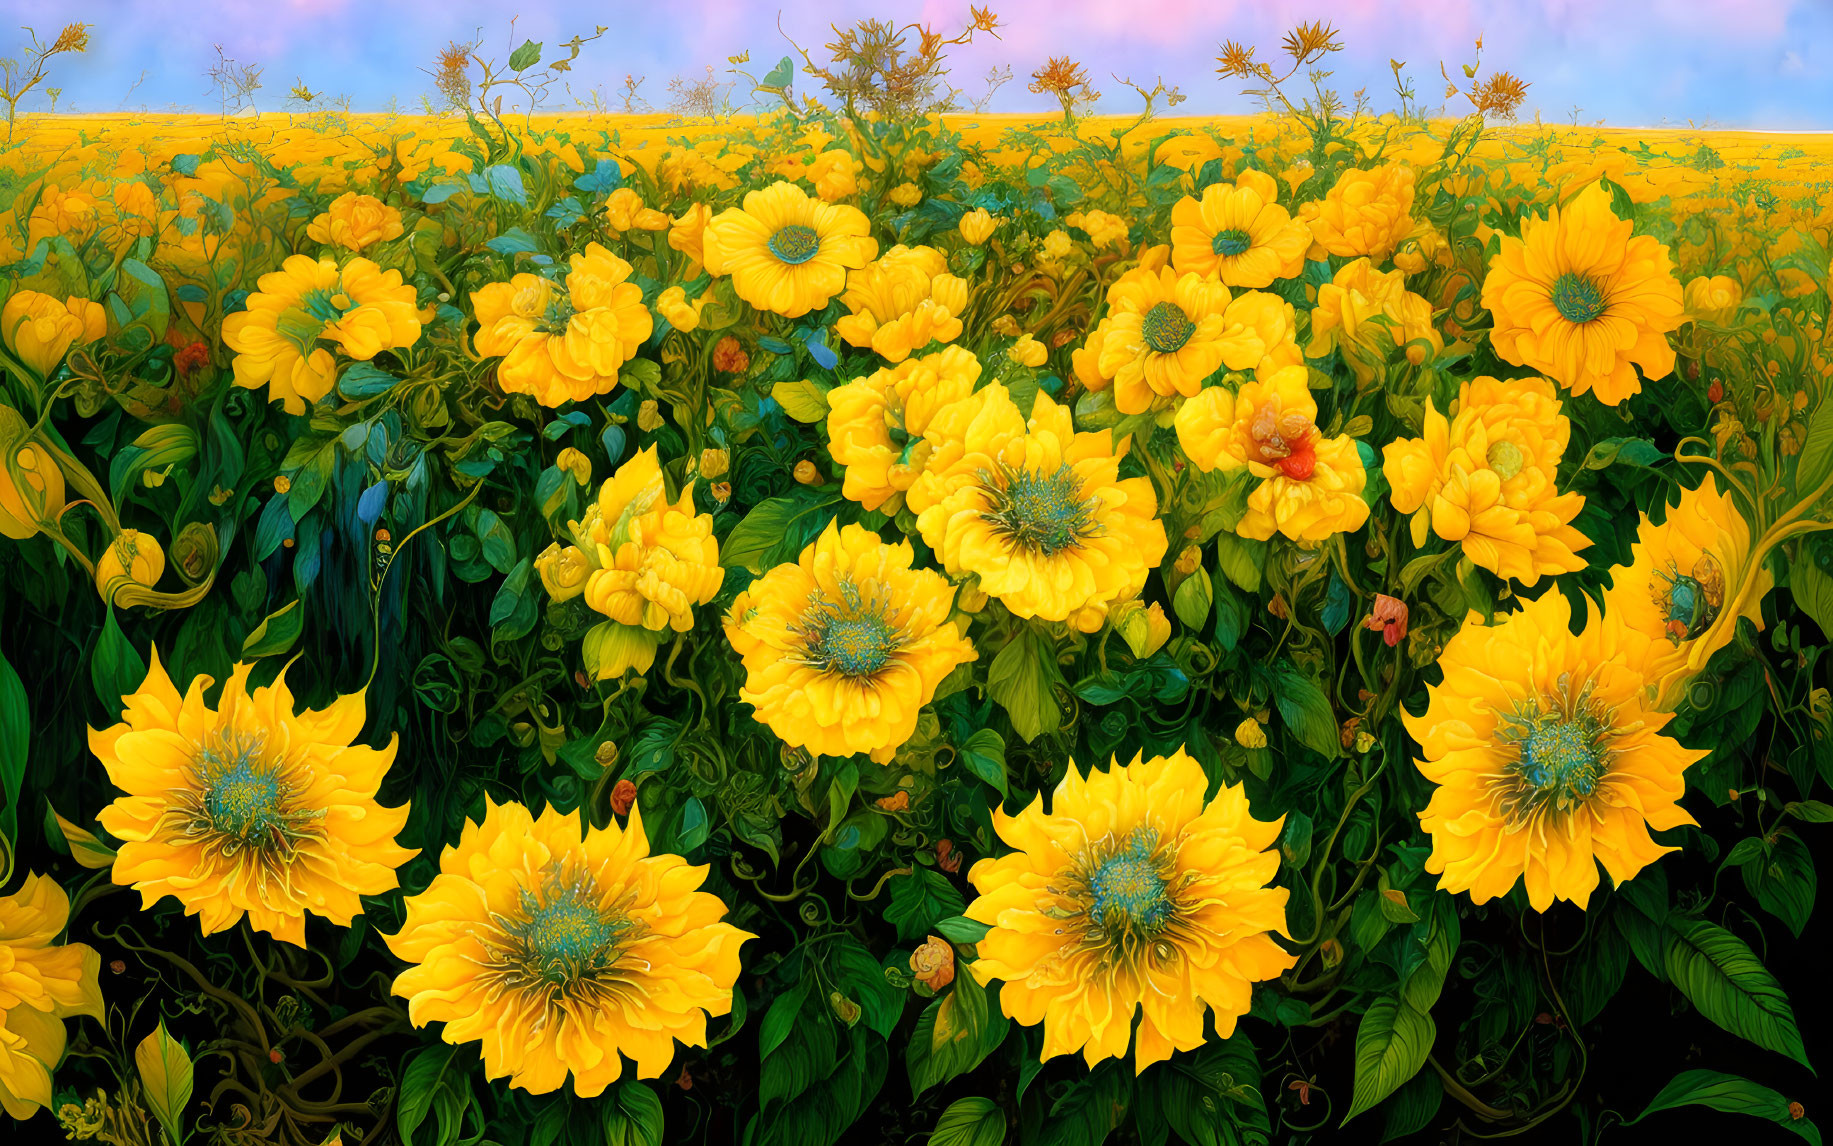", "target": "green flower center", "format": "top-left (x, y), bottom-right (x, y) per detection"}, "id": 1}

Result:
top-left (1485, 440), bottom-right (1525, 481)
top-left (980, 462), bottom-right (1100, 556)
top-left (1140, 301), bottom-right (1196, 354)
top-left (511, 874), bottom-right (630, 987)
top-left (297, 287), bottom-right (355, 324)
top-left (768, 224), bottom-right (822, 265)
top-left (1090, 839), bottom-right (1172, 932)
top-left (1496, 675), bottom-right (1614, 822)
top-left (1550, 272), bottom-right (1609, 324)
top-left (197, 731), bottom-right (288, 840)
top-left (799, 578), bottom-right (904, 678)
top-left (1654, 554), bottom-right (1723, 645)
top-left (1211, 228), bottom-right (1253, 257)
